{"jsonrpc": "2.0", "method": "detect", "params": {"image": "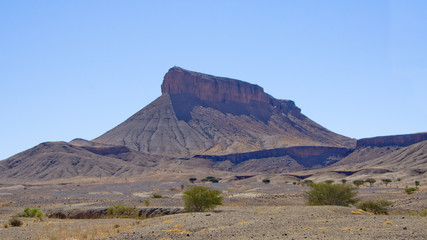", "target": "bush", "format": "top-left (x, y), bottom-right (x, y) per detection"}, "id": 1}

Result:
top-left (9, 217), bottom-right (23, 227)
top-left (365, 178), bottom-right (376, 187)
top-left (415, 181), bottom-right (420, 187)
top-left (305, 182), bottom-right (358, 206)
top-left (405, 187), bottom-right (417, 195)
top-left (324, 180), bottom-right (334, 185)
top-left (341, 179), bottom-right (347, 184)
top-left (353, 180), bottom-right (365, 188)
top-left (381, 179), bottom-right (392, 186)
top-left (201, 176), bottom-right (219, 183)
top-left (189, 177), bottom-right (197, 183)
top-left (356, 200), bottom-right (392, 215)
top-left (107, 204), bottom-right (138, 218)
top-left (262, 178), bottom-right (271, 184)
top-left (302, 180), bottom-right (313, 186)
top-left (408, 208), bottom-right (427, 217)
top-left (182, 186), bottom-right (222, 212)
top-left (151, 194), bottom-right (163, 198)
top-left (17, 208), bottom-right (44, 219)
